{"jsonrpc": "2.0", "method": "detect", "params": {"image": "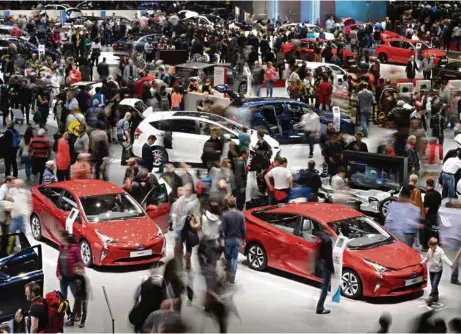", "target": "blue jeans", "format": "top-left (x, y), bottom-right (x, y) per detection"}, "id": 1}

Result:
top-left (9, 216), bottom-right (26, 234)
top-left (22, 155), bottom-right (31, 179)
top-left (403, 233), bottom-right (416, 248)
top-left (360, 111), bottom-right (371, 137)
top-left (266, 80), bottom-right (274, 97)
top-left (224, 237), bottom-right (241, 280)
top-left (60, 277), bottom-right (75, 300)
top-left (252, 84), bottom-right (261, 97)
top-left (316, 263), bottom-right (332, 313)
top-left (452, 261), bottom-right (459, 282)
top-left (441, 172), bottom-right (456, 198)
top-left (430, 271), bottom-right (443, 295)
